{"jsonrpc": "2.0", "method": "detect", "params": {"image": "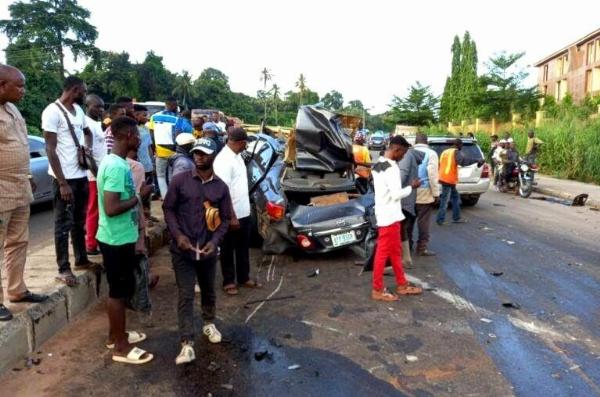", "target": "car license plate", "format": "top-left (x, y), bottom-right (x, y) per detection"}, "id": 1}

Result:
top-left (331, 230), bottom-right (356, 247)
